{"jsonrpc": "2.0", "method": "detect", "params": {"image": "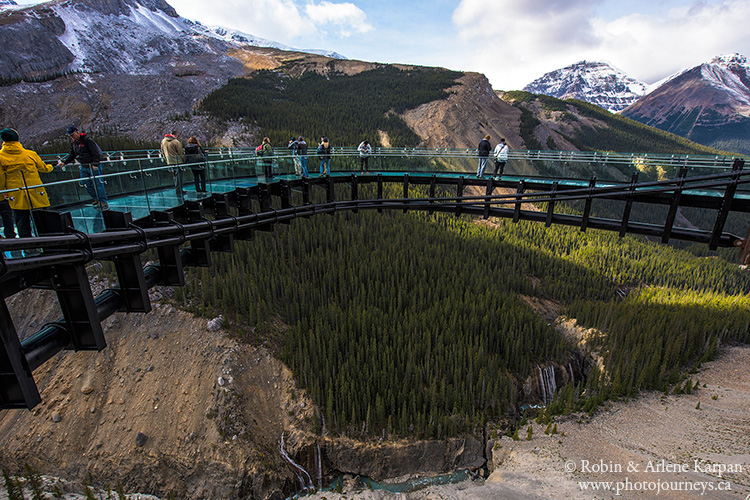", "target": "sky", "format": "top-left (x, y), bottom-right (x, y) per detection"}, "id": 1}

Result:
top-left (13, 0), bottom-right (750, 90)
